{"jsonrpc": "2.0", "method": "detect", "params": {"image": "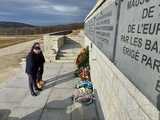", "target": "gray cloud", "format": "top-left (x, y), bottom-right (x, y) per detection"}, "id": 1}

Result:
top-left (0, 0), bottom-right (96, 25)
